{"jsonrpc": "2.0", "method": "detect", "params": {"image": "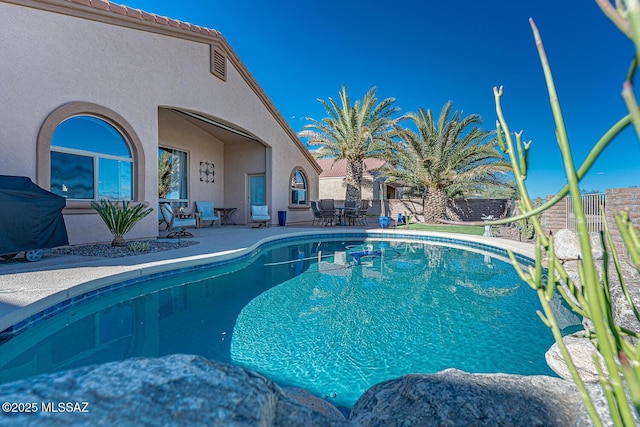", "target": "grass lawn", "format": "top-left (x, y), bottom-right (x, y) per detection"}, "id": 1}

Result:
top-left (400, 223), bottom-right (485, 236)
